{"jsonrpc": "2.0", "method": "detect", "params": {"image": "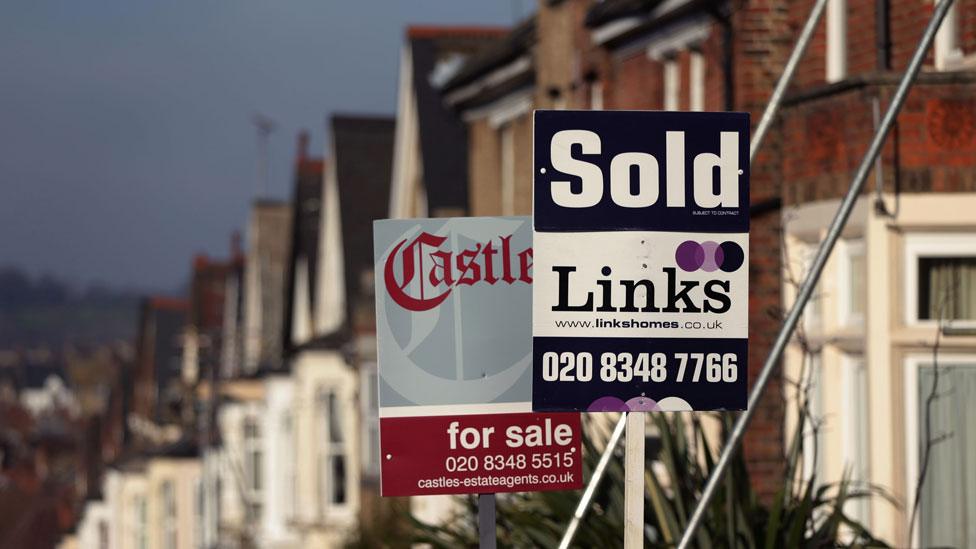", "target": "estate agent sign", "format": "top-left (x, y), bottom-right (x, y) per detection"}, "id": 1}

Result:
top-left (375, 216), bottom-right (581, 497)
top-left (532, 110), bottom-right (750, 413)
